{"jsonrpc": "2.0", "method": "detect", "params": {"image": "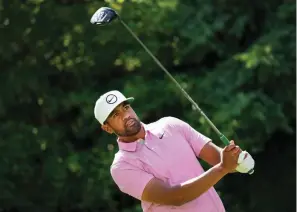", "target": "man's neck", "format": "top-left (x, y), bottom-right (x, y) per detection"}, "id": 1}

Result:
top-left (118, 125), bottom-right (146, 143)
